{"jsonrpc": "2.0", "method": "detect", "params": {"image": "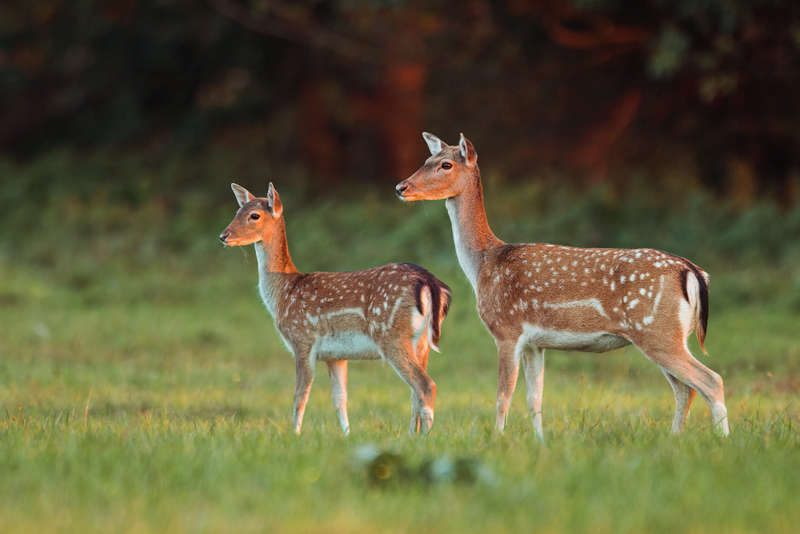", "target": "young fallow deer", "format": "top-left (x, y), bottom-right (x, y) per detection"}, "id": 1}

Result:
top-left (395, 133), bottom-right (729, 439)
top-left (219, 182), bottom-right (451, 436)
